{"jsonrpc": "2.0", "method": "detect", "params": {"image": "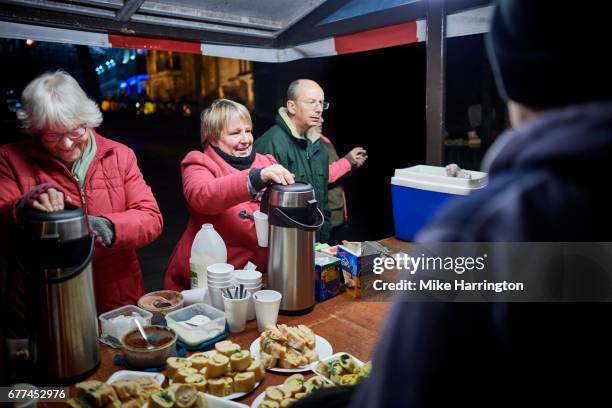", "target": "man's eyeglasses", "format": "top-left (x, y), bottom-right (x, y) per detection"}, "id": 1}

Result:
top-left (300, 99), bottom-right (330, 110)
top-left (42, 126), bottom-right (87, 141)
